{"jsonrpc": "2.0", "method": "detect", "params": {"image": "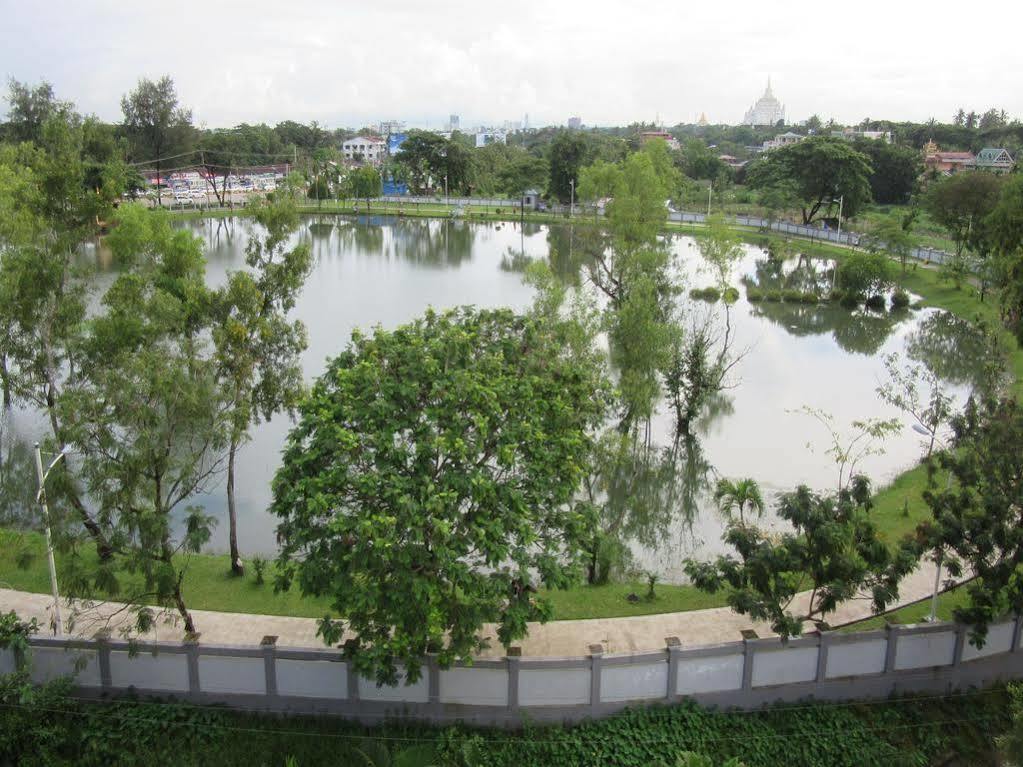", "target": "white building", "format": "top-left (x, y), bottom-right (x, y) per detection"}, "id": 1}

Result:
top-left (342, 136), bottom-right (387, 164)
top-left (762, 131), bottom-right (804, 151)
top-left (475, 130), bottom-right (507, 148)
top-left (743, 78), bottom-right (785, 126)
